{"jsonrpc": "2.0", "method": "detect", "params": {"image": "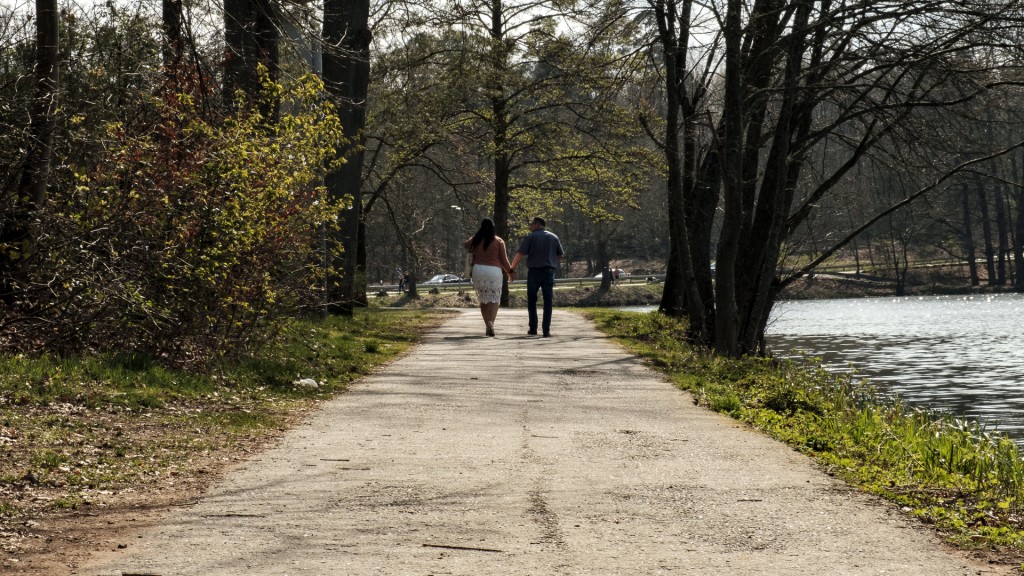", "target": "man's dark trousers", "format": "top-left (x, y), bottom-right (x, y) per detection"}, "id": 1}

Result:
top-left (527, 266), bottom-right (556, 335)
